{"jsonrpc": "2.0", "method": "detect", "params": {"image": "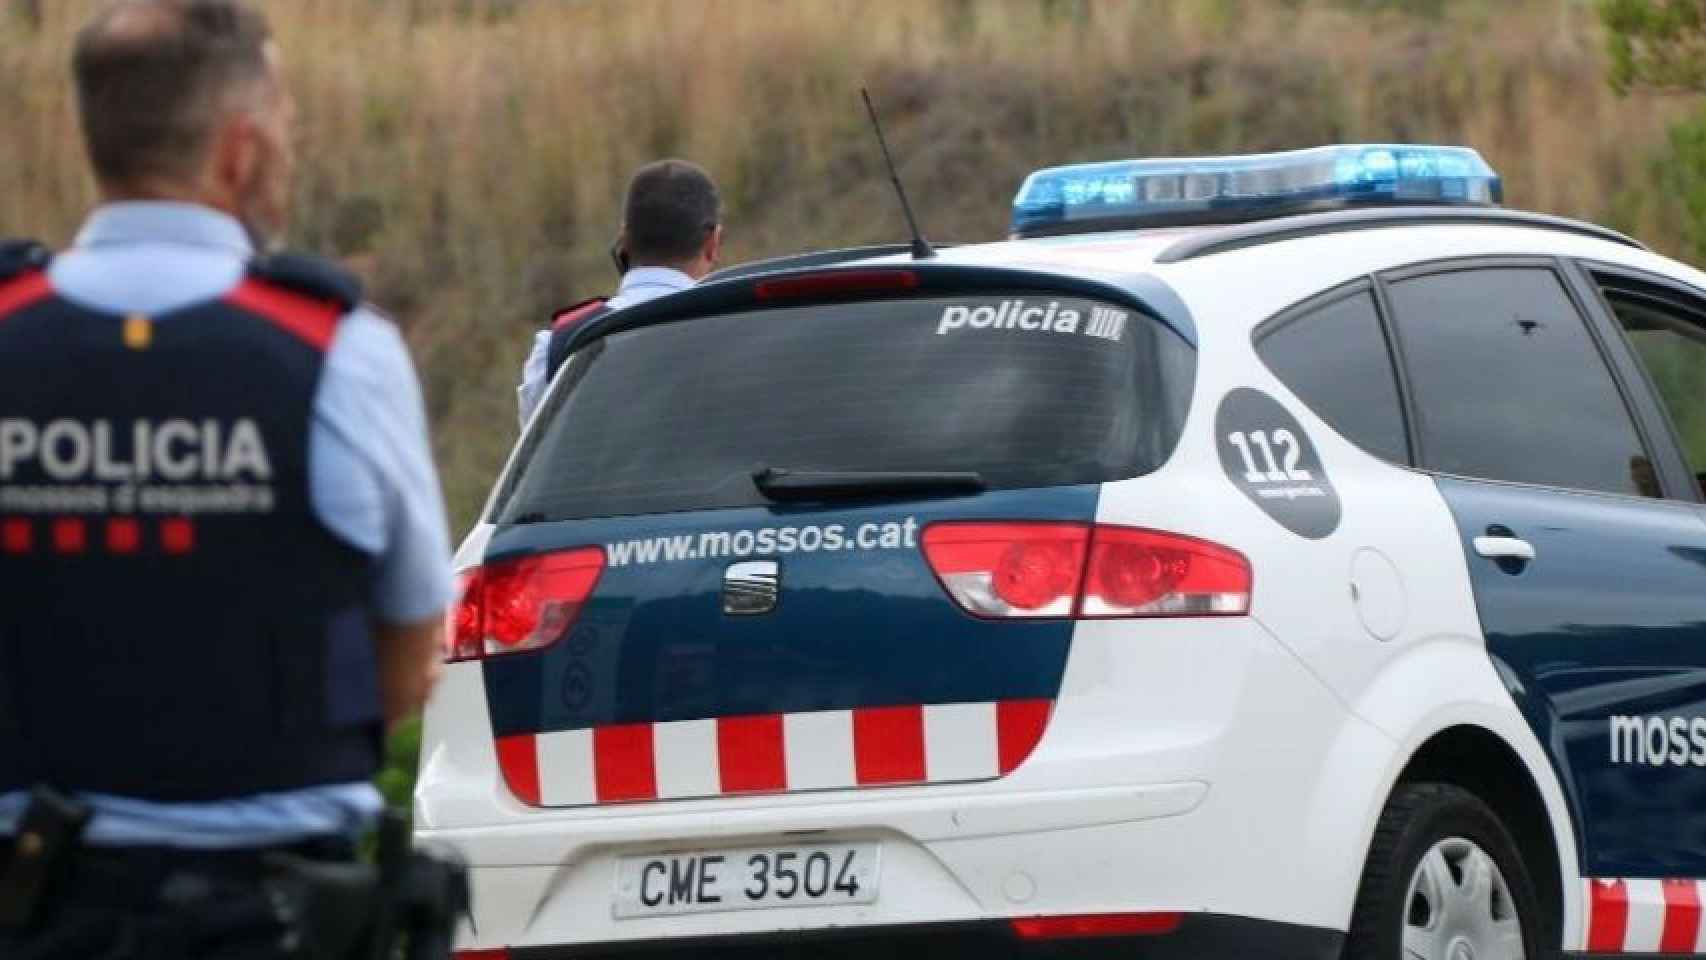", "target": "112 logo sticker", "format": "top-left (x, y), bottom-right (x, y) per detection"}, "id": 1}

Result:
top-left (1214, 388), bottom-right (1341, 539)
